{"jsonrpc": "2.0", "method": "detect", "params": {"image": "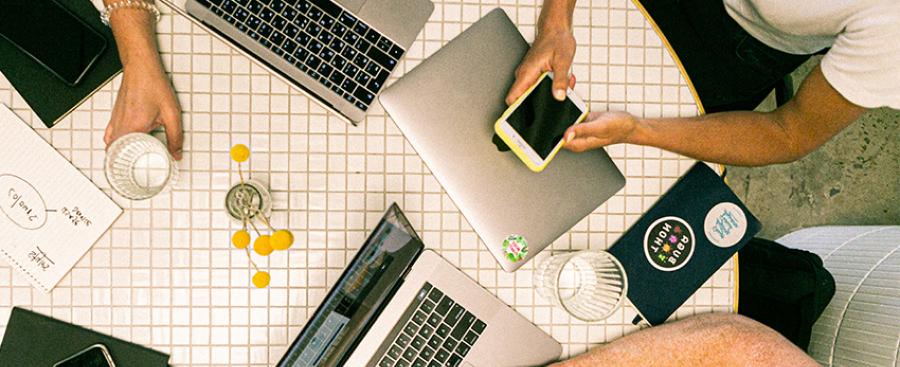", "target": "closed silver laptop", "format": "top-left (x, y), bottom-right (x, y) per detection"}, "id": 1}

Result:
top-left (186, 0), bottom-right (433, 123)
top-left (379, 8), bottom-right (626, 272)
